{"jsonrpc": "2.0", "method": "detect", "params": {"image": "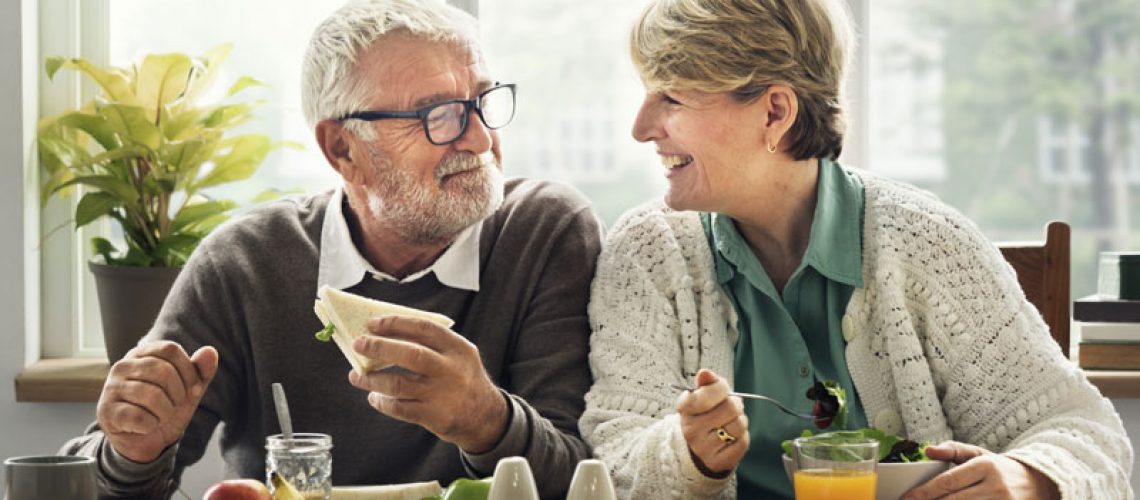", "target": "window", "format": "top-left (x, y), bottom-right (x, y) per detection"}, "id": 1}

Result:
top-left (479, 0), bottom-right (662, 222)
top-left (861, 0), bottom-right (1140, 298)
